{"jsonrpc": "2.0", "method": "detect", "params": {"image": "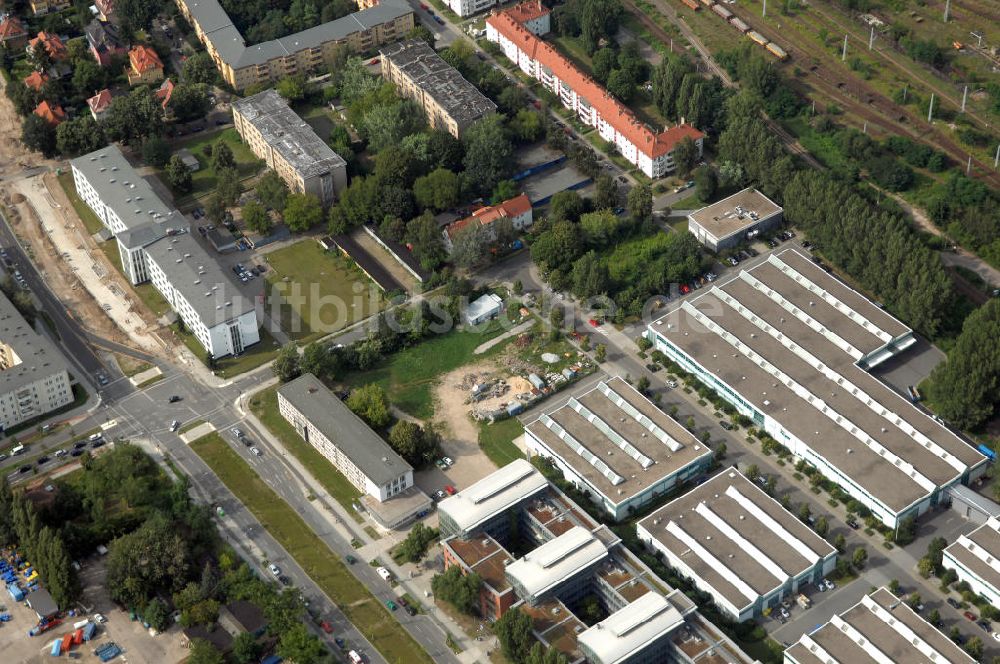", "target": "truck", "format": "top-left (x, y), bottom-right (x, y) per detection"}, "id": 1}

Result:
top-left (796, 593), bottom-right (811, 609)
